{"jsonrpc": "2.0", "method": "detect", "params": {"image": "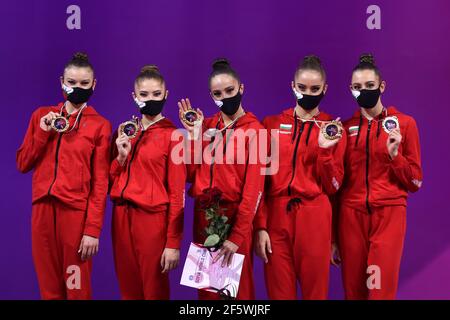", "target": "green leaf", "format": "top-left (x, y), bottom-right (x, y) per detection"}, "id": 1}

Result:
top-left (221, 216), bottom-right (228, 223)
top-left (204, 226), bottom-right (213, 235)
top-left (204, 234), bottom-right (220, 247)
